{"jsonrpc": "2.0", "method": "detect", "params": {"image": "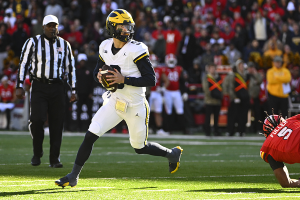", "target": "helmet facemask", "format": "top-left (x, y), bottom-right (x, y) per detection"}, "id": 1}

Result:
top-left (114, 24), bottom-right (134, 42)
